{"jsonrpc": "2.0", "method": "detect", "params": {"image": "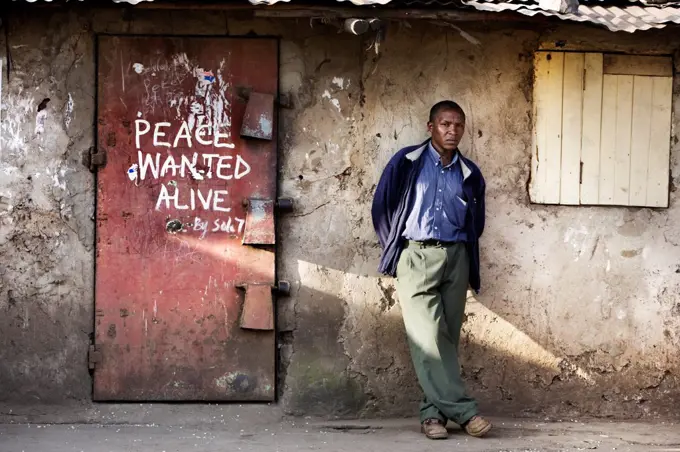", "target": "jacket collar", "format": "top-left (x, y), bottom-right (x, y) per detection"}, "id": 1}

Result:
top-left (404, 139), bottom-right (472, 180)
